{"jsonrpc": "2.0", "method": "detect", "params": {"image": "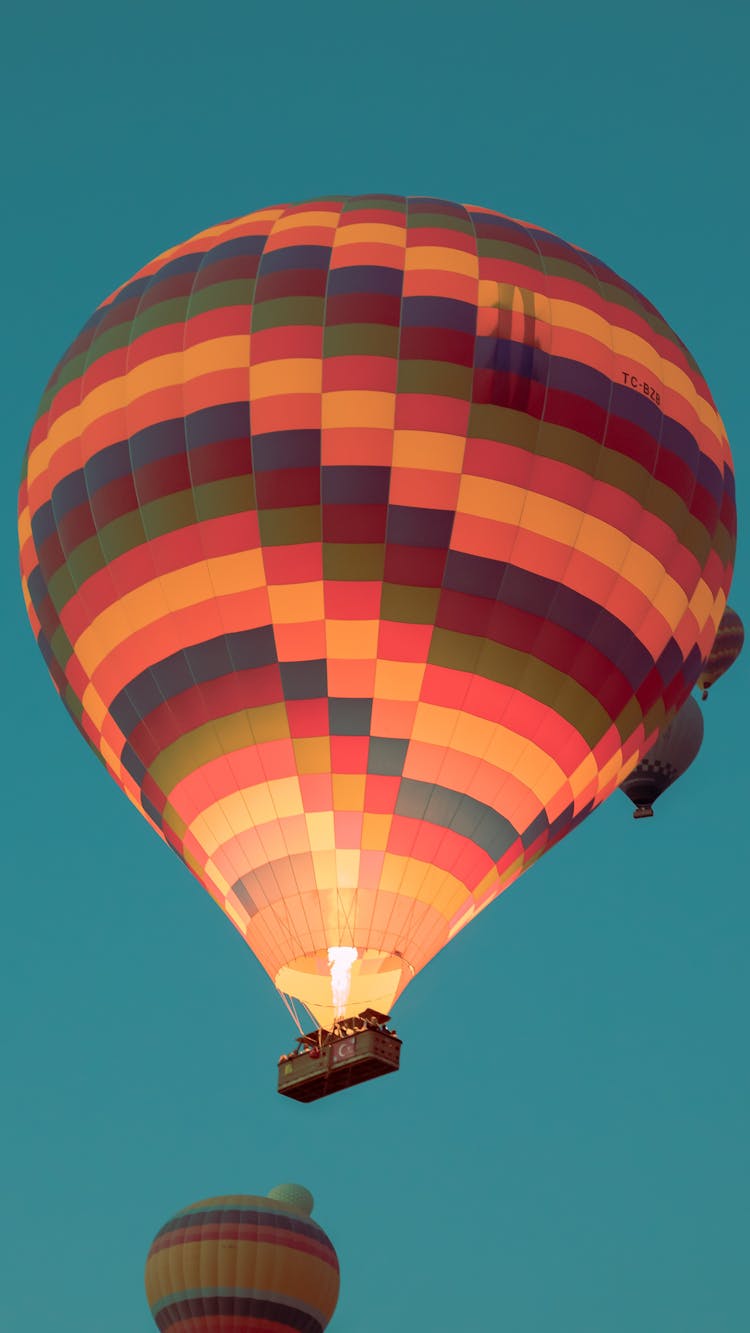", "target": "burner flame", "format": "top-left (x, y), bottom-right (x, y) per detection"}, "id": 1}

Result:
top-left (327, 946), bottom-right (358, 1019)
